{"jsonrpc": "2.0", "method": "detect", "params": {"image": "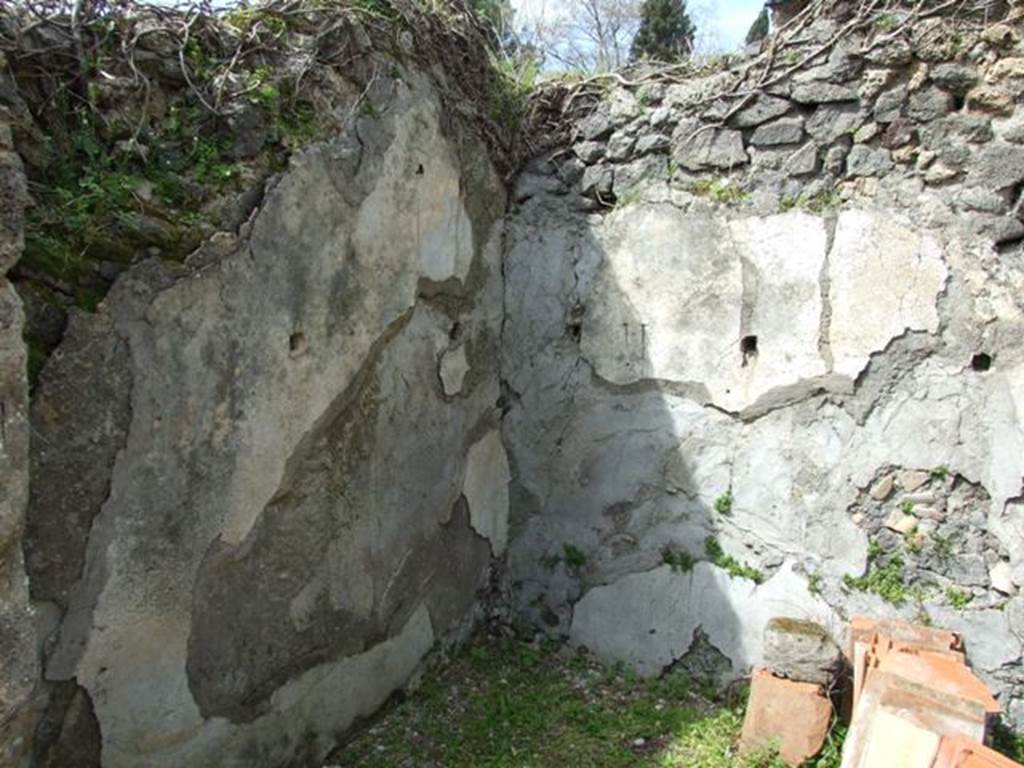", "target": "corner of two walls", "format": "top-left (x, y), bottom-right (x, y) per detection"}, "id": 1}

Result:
top-left (8, 8), bottom-right (1024, 767)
